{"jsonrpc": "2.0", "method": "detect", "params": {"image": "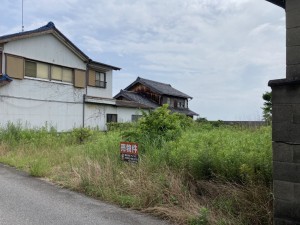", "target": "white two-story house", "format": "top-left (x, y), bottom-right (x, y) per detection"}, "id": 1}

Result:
top-left (0, 22), bottom-right (148, 131)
